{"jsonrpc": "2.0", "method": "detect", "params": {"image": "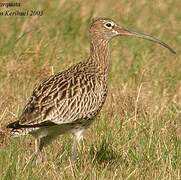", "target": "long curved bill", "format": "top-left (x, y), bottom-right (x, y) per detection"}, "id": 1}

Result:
top-left (115, 26), bottom-right (176, 54)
